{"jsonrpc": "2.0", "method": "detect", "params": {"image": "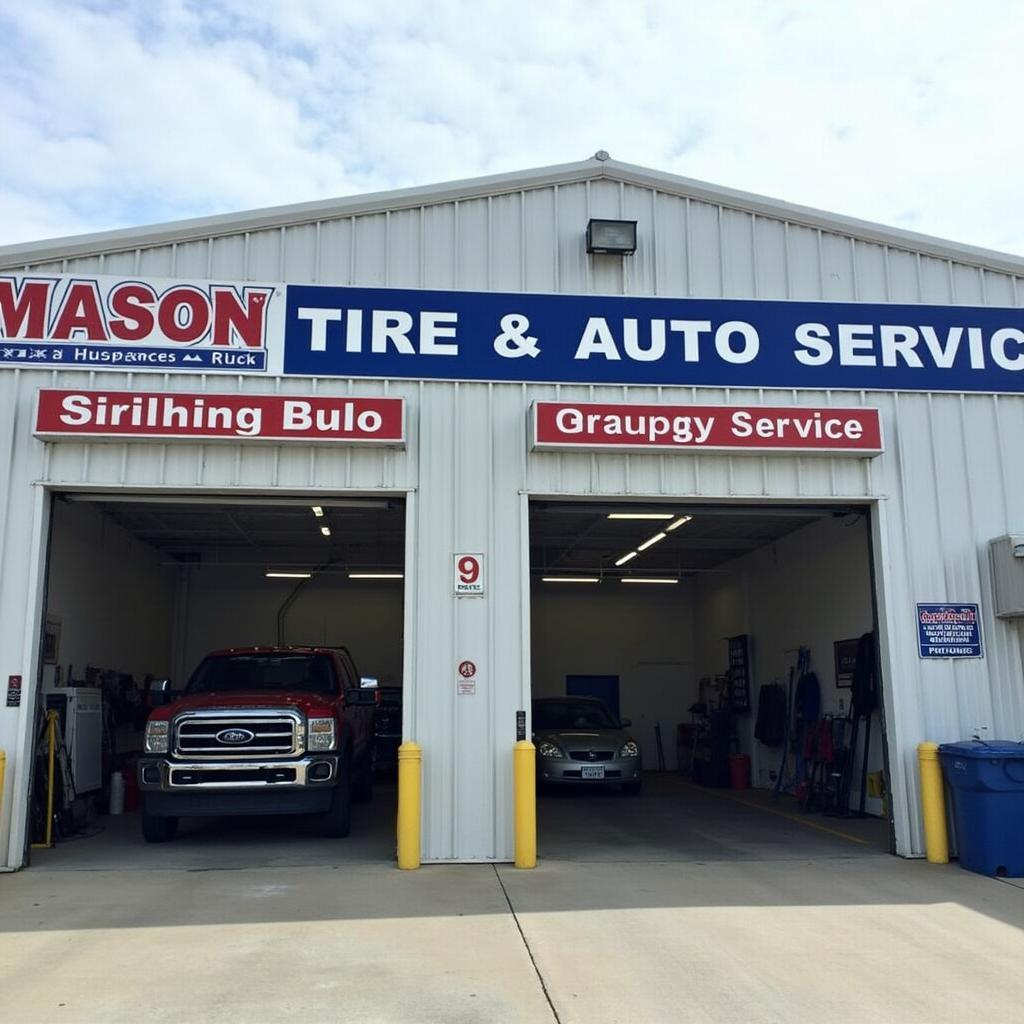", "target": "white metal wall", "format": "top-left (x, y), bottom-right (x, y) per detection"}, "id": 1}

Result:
top-left (3, 172), bottom-right (1024, 866)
